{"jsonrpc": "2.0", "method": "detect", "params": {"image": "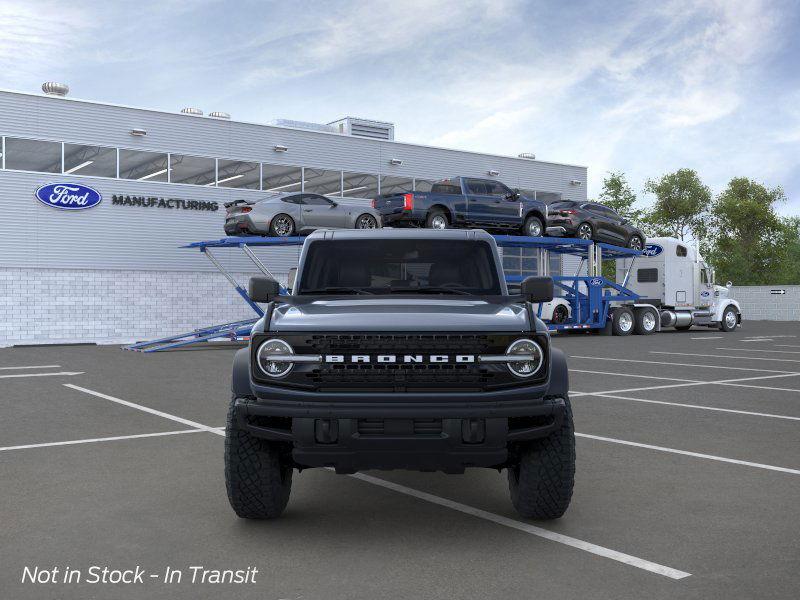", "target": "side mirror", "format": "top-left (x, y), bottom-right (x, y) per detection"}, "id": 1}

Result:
top-left (520, 276), bottom-right (554, 303)
top-left (330, 201), bottom-right (338, 208)
top-left (287, 267), bottom-right (297, 292)
top-left (249, 276), bottom-right (281, 303)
